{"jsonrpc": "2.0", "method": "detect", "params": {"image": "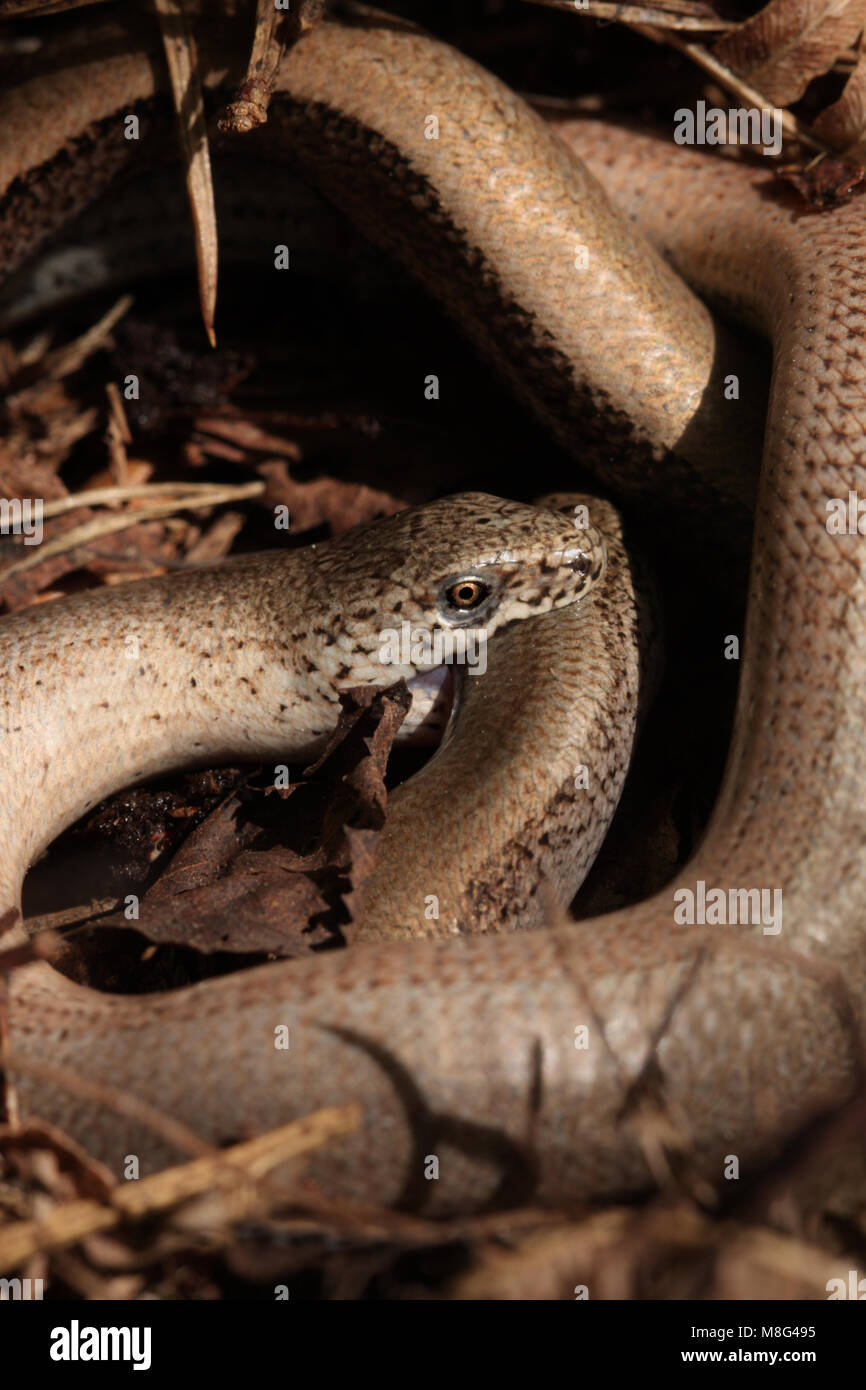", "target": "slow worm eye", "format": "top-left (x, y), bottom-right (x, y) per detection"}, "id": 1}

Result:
top-left (445, 579), bottom-right (489, 610)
